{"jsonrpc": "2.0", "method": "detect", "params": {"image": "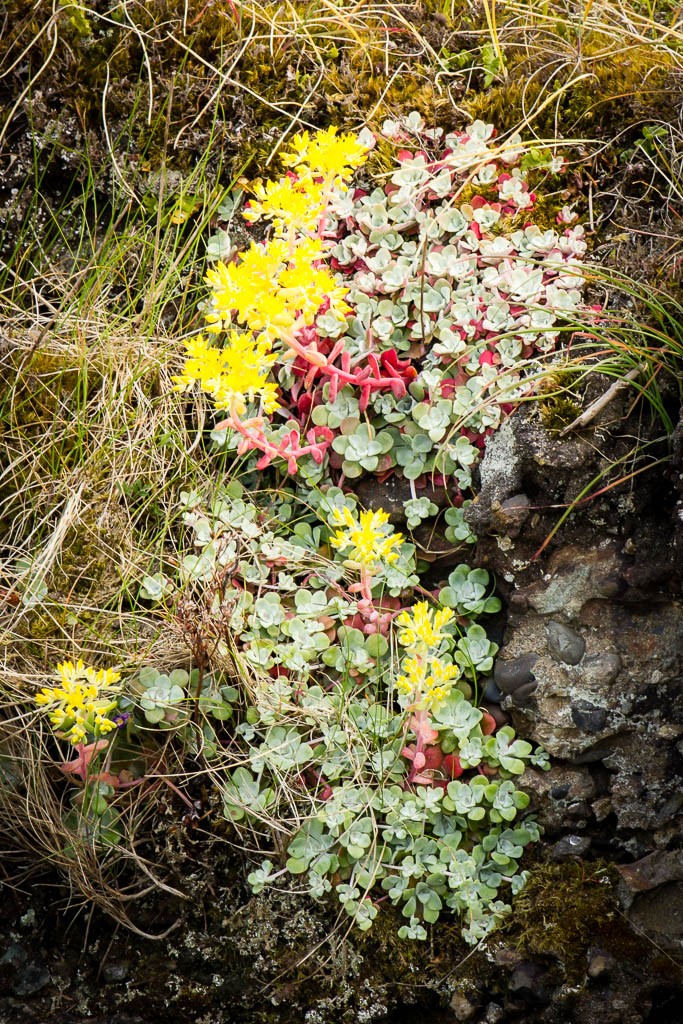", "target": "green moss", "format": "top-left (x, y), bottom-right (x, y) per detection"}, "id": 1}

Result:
top-left (465, 41), bottom-right (676, 141)
top-left (502, 862), bottom-right (647, 978)
top-left (537, 372), bottom-right (584, 431)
